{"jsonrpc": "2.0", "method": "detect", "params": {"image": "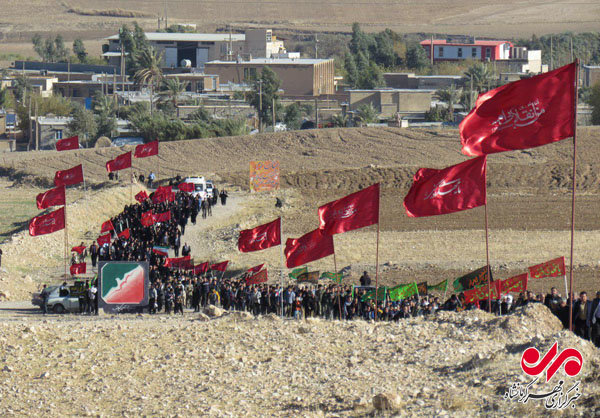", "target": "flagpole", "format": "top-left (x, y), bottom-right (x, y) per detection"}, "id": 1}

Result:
top-left (443, 280), bottom-right (448, 304)
top-left (333, 247), bottom-right (342, 321)
top-left (82, 164), bottom-right (87, 198)
top-left (484, 203), bottom-right (492, 313)
top-left (280, 217), bottom-right (284, 319)
top-left (130, 165), bottom-right (134, 204)
top-left (568, 59), bottom-right (579, 332)
top-left (374, 187), bottom-right (381, 321)
top-left (64, 196), bottom-right (69, 279)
